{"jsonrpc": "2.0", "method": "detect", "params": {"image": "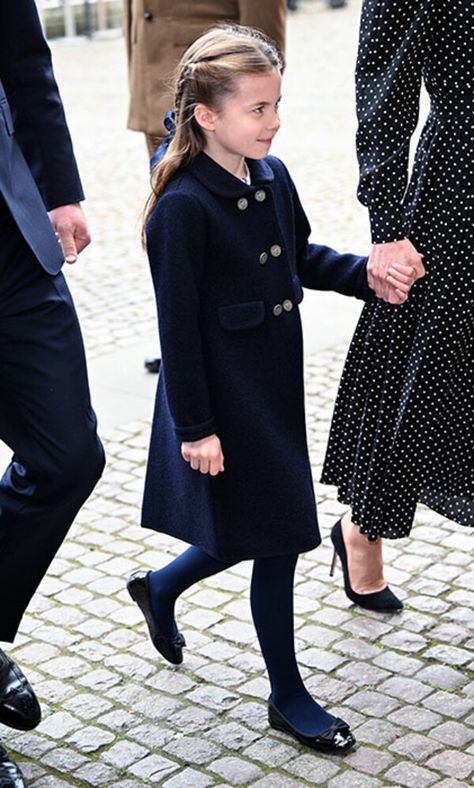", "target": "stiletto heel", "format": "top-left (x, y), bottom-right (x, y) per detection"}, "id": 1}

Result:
top-left (330, 520), bottom-right (403, 612)
top-left (329, 548), bottom-right (337, 577)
